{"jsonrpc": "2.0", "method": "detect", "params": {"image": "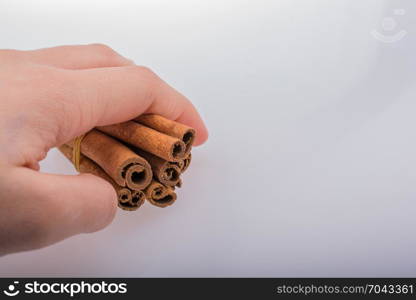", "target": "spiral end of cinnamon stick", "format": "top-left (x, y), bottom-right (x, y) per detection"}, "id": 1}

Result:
top-left (148, 191), bottom-right (177, 208)
top-left (171, 140), bottom-right (186, 161)
top-left (120, 159), bottom-right (152, 190)
top-left (118, 190), bottom-right (145, 211)
top-left (159, 164), bottom-right (181, 187)
top-left (118, 188), bottom-right (132, 204)
top-left (145, 181), bottom-right (177, 208)
top-left (182, 153), bottom-right (192, 173)
top-left (117, 190), bottom-right (136, 211)
top-left (182, 129), bottom-right (195, 154)
top-left (131, 190), bottom-right (146, 207)
top-left (118, 203), bottom-right (138, 211)
top-left (126, 165), bottom-right (149, 190)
